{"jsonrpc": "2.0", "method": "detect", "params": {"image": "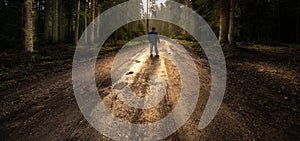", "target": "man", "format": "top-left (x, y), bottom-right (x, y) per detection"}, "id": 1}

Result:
top-left (148, 27), bottom-right (160, 57)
